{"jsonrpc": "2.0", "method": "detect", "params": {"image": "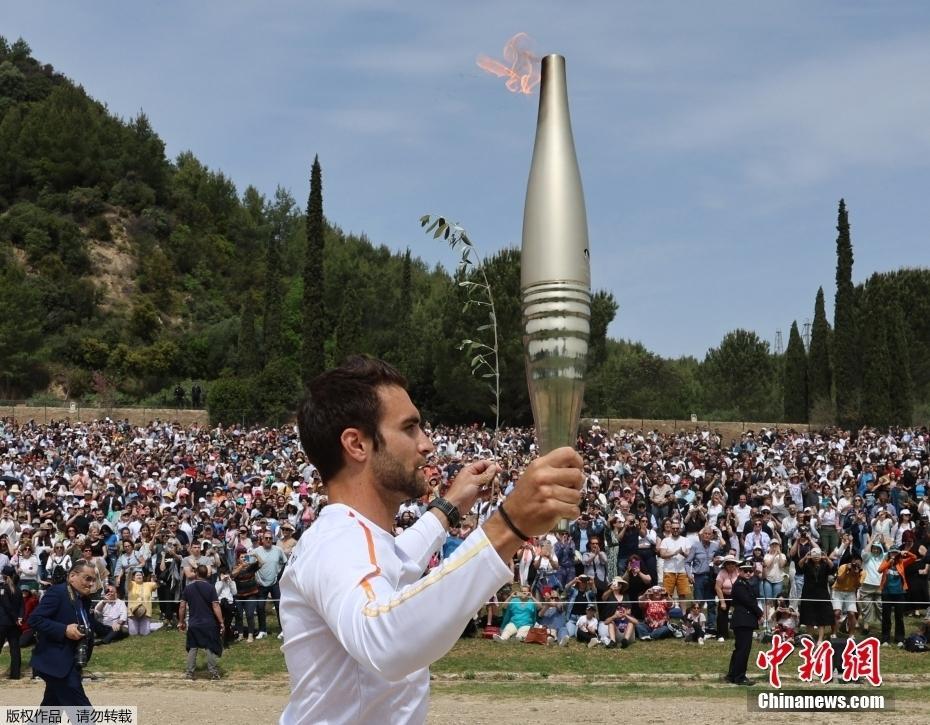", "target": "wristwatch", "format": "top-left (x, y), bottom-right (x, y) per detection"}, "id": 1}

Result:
top-left (427, 497), bottom-right (461, 528)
